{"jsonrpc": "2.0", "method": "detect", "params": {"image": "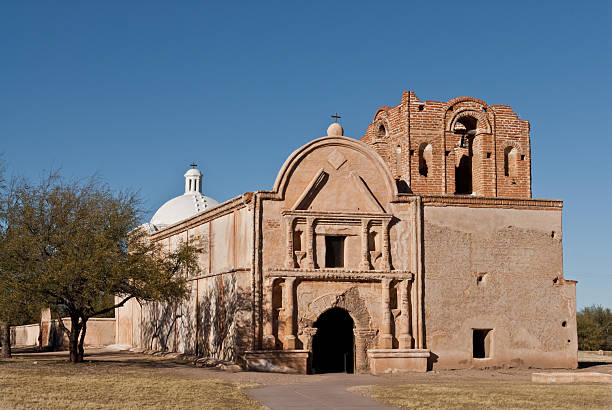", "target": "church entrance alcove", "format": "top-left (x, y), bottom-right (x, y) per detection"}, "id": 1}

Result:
top-left (311, 307), bottom-right (354, 374)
